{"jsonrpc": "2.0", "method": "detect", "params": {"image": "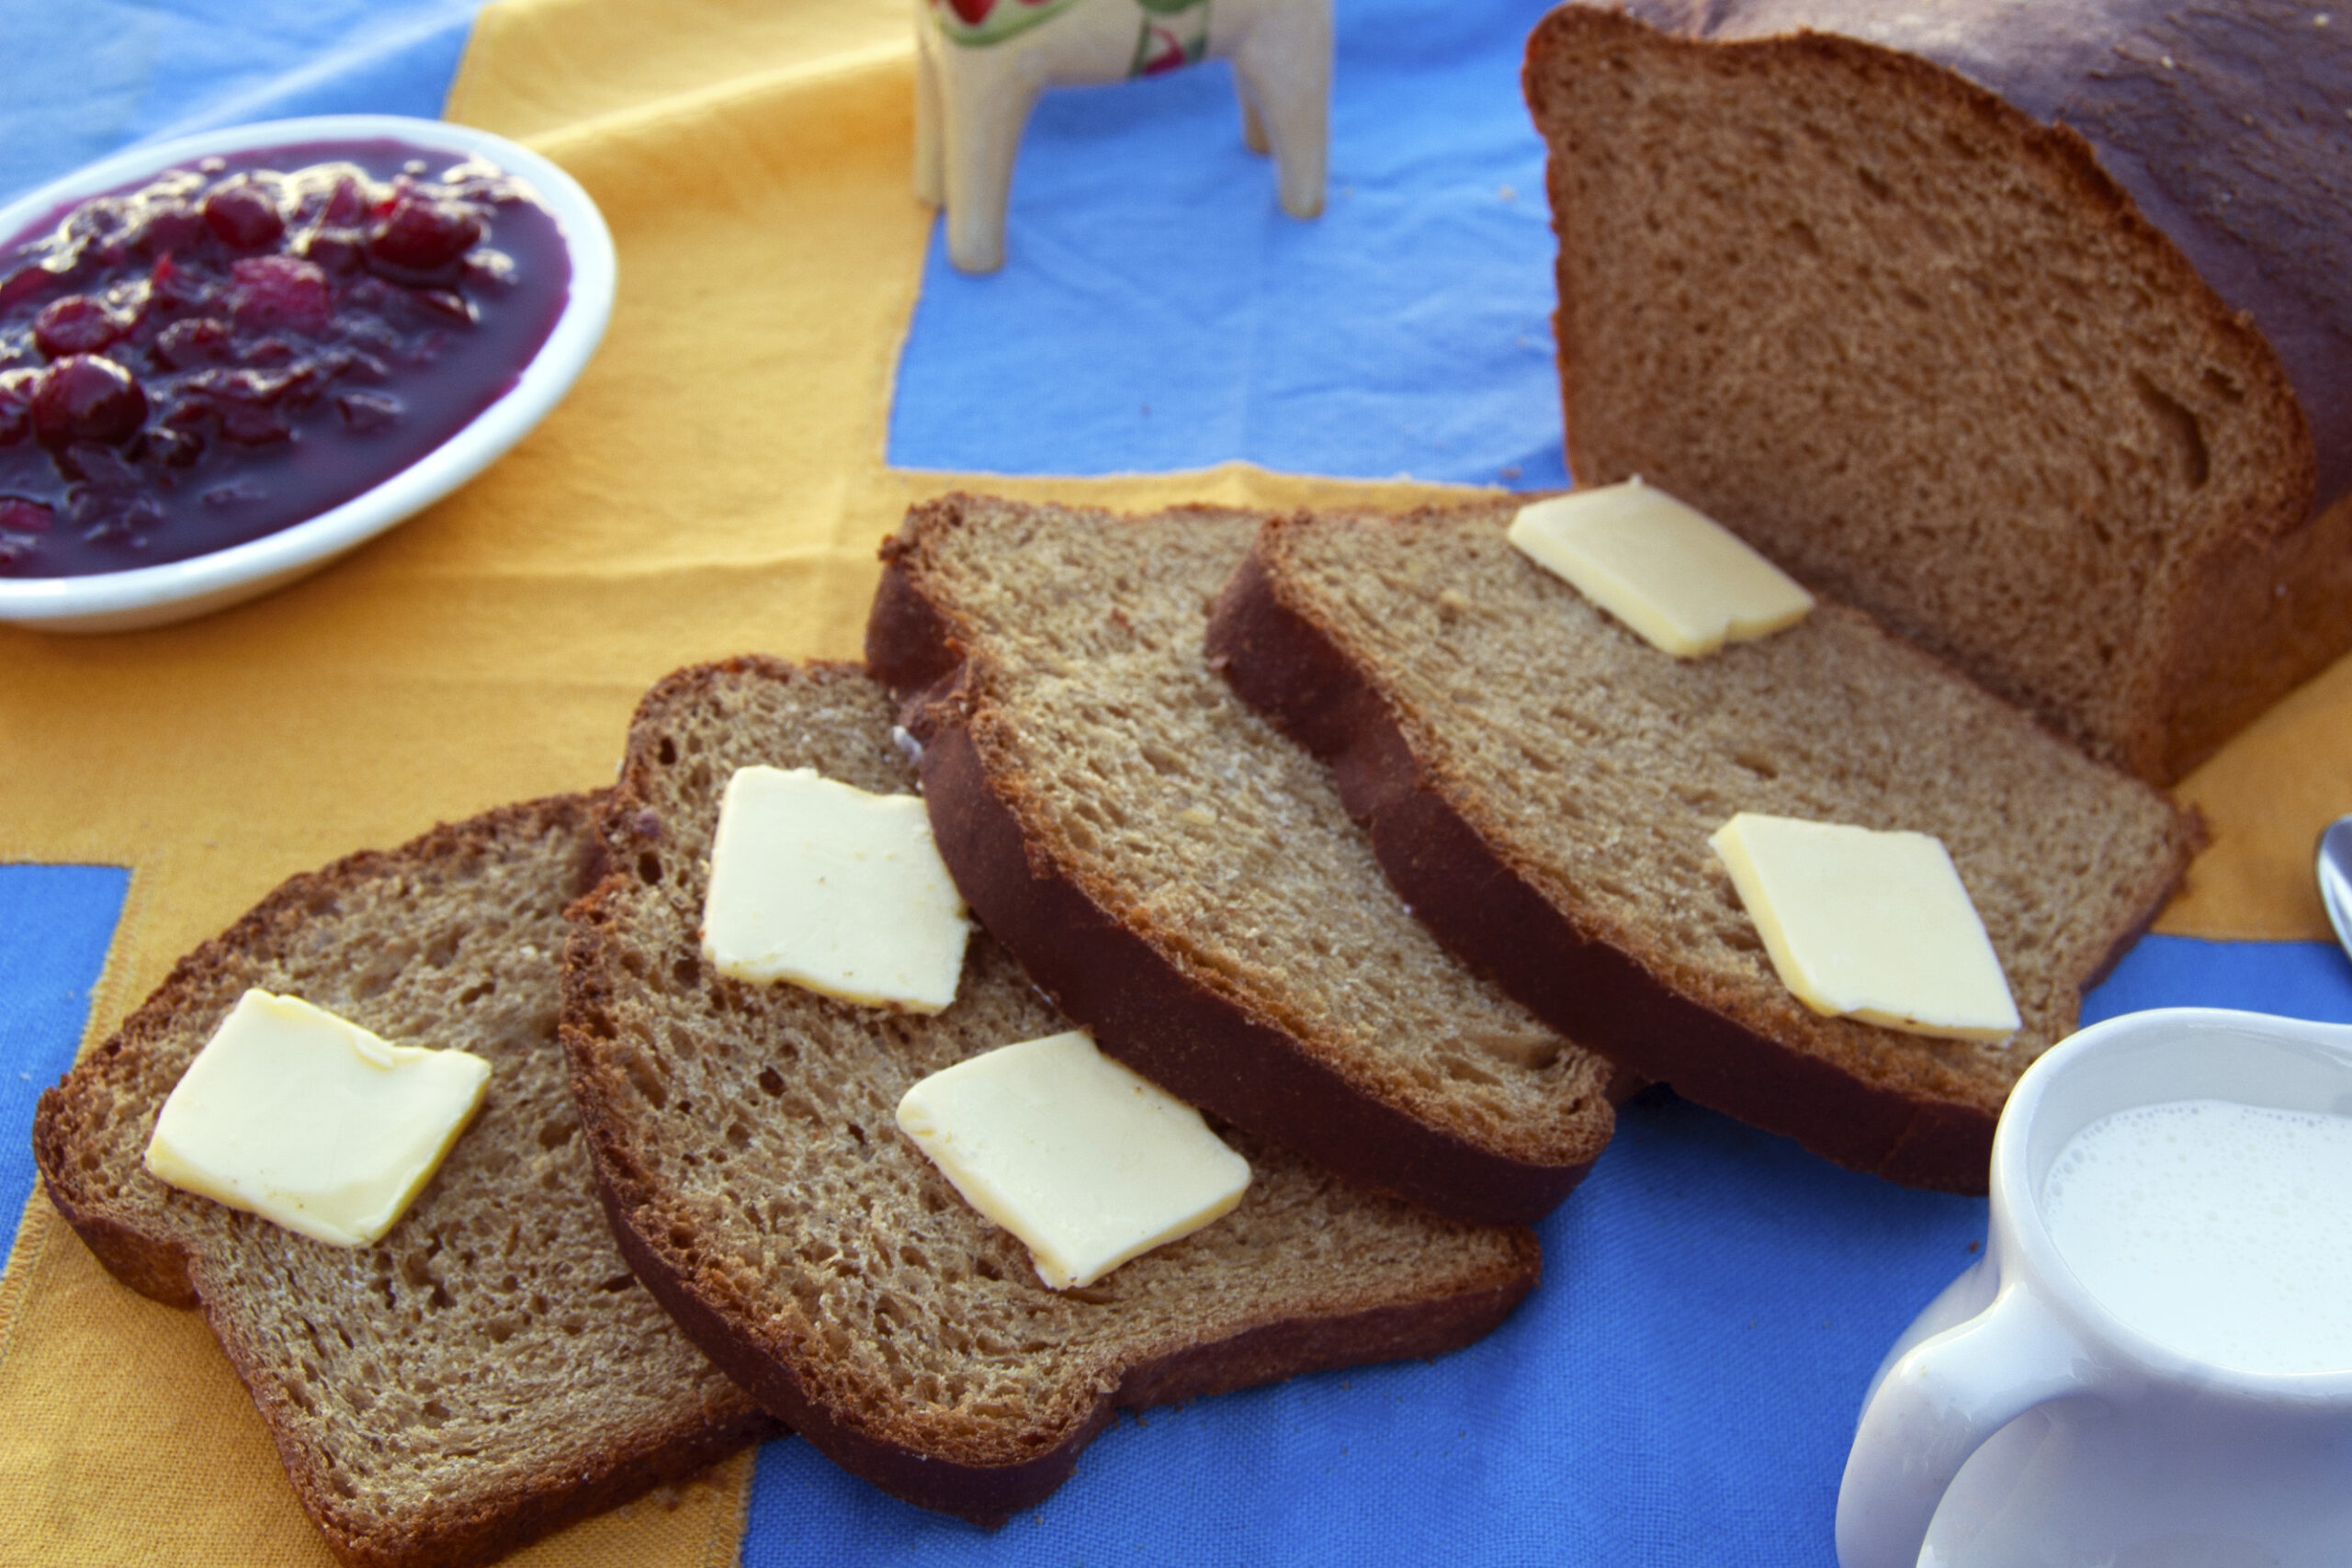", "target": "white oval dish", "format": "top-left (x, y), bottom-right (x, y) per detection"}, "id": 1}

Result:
top-left (0, 114), bottom-right (616, 633)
